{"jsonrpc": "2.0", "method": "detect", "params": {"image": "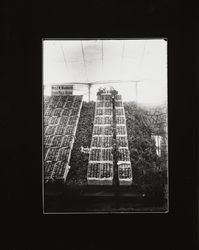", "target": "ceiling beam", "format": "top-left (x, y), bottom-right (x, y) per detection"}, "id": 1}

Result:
top-left (48, 80), bottom-right (143, 85)
top-left (120, 40), bottom-right (125, 78)
top-left (81, 41), bottom-right (88, 82)
top-left (60, 42), bottom-right (68, 75)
